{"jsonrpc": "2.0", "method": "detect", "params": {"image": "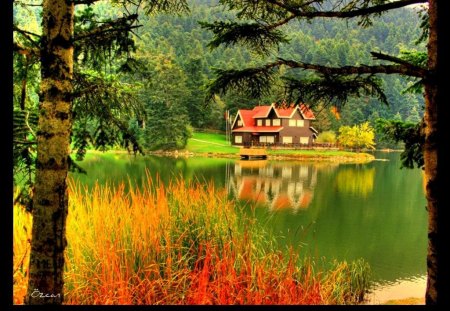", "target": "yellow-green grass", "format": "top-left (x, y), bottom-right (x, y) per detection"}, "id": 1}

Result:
top-left (13, 174), bottom-right (370, 305)
top-left (186, 132), bottom-right (373, 161)
top-left (267, 149), bottom-right (374, 160)
top-left (185, 132), bottom-right (239, 154)
top-left (383, 297), bottom-right (425, 305)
